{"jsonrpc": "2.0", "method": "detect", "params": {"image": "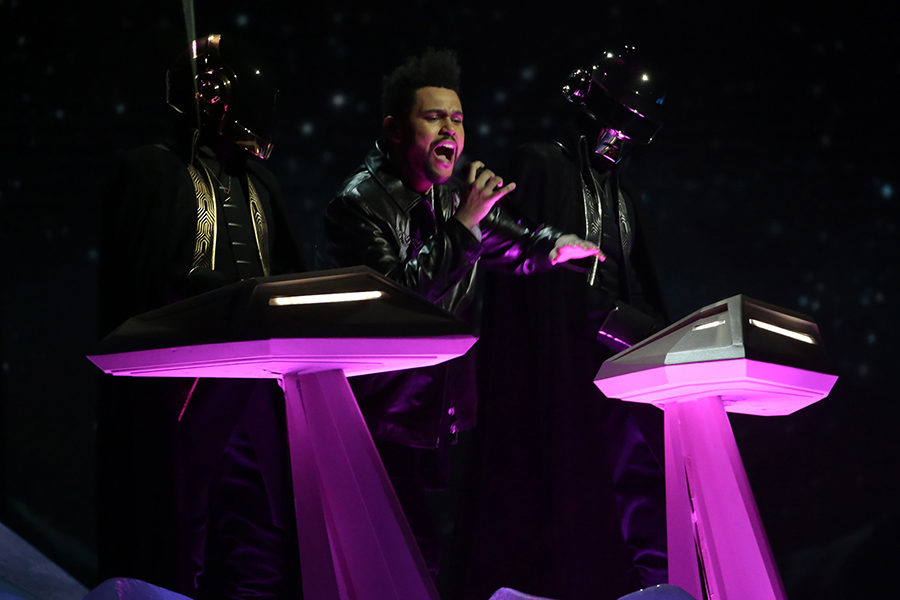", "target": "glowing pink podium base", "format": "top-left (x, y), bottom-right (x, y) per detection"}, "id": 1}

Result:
top-left (597, 357), bottom-right (836, 600)
top-left (90, 335), bottom-right (475, 600)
